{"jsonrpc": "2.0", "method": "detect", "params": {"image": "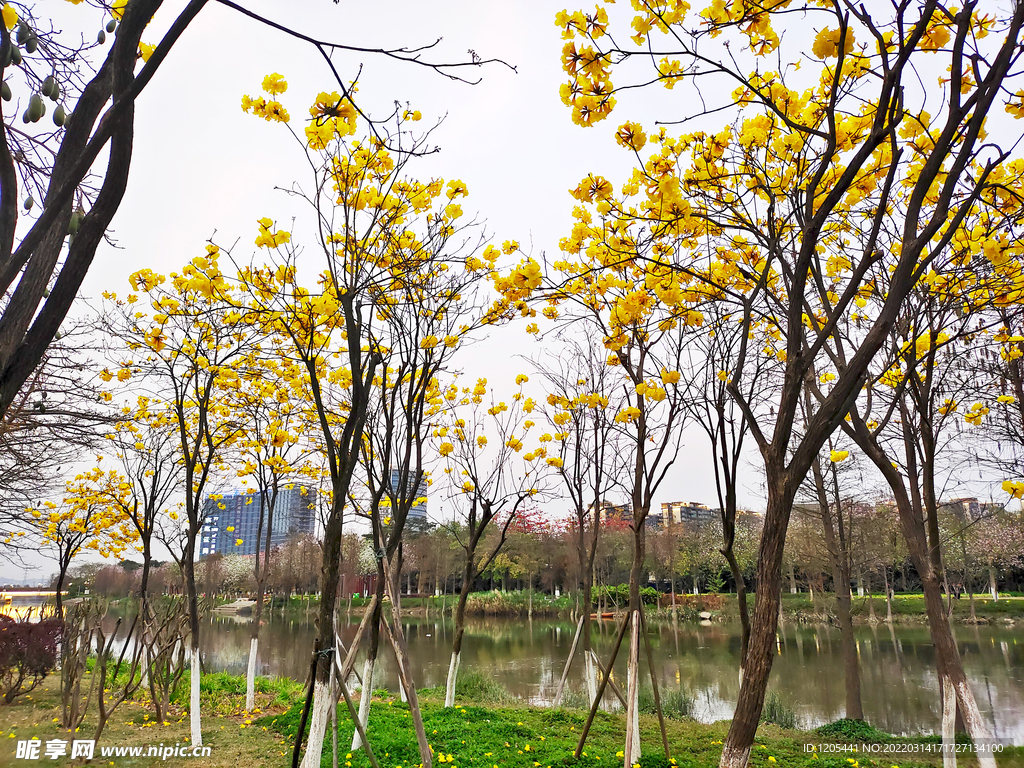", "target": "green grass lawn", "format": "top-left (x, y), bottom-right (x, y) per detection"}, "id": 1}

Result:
top-left (261, 678), bottom-right (1024, 768)
top-left (1, 669), bottom-right (1020, 768)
